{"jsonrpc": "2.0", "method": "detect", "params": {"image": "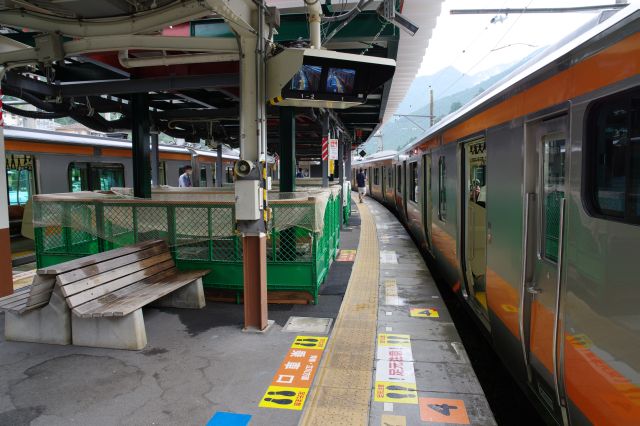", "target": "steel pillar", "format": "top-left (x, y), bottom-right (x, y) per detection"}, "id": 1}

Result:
top-left (150, 132), bottom-right (160, 187)
top-left (131, 93), bottom-right (151, 198)
top-left (279, 107), bottom-right (296, 193)
top-left (0, 87), bottom-right (13, 297)
top-left (237, 8), bottom-right (268, 331)
top-left (346, 145), bottom-right (352, 181)
top-left (322, 114), bottom-right (329, 188)
top-left (215, 144), bottom-right (223, 187)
